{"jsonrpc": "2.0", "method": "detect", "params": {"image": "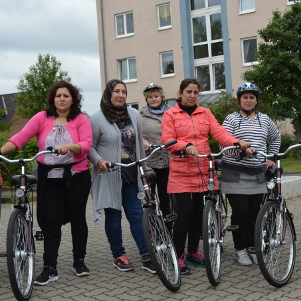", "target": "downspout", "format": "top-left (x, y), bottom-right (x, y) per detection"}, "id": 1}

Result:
top-left (100, 0), bottom-right (107, 85)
